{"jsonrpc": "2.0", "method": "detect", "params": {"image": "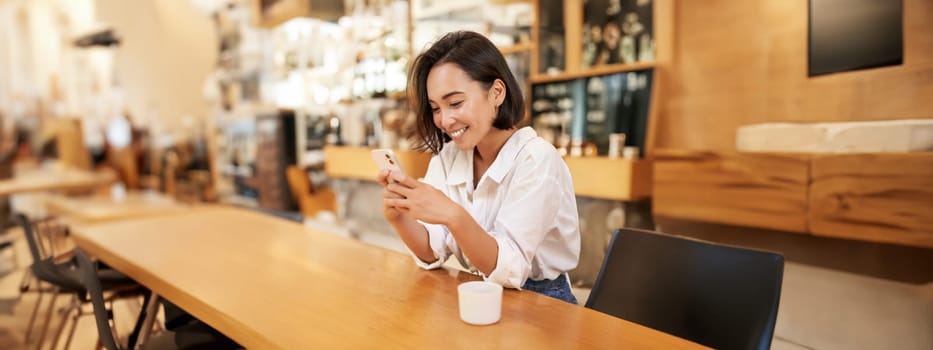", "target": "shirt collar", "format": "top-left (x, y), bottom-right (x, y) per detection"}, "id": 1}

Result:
top-left (444, 127), bottom-right (537, 186)
top-left (485, 126), bottom-right (537, 184)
